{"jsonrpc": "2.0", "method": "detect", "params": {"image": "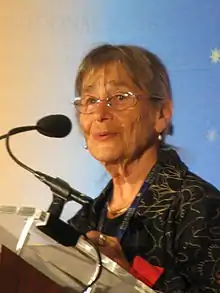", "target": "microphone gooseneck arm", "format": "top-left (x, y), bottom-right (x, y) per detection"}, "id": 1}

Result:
top-left (5, 128), bottom-right (37, 174)
top-left (0, 126), bottom-right (37, 141)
